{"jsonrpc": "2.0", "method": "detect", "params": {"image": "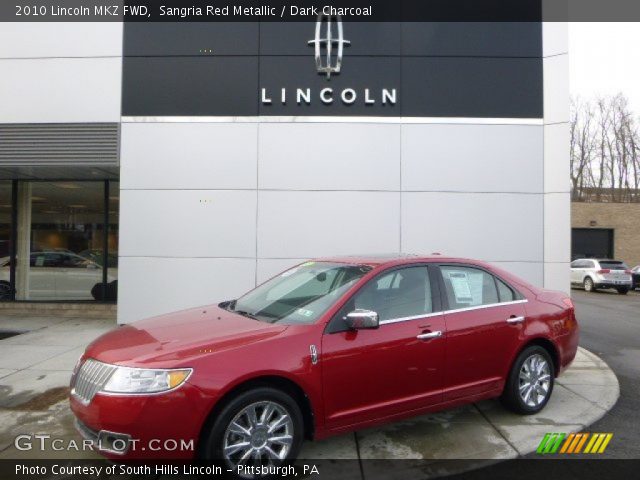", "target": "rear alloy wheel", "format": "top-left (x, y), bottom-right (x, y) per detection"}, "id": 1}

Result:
top-left (584, 277), bottom-right (595, 292)
top-left (502, 346), bottom-right (554, 414)
top-left (617, 287), bottom-right (629, 295)
top-left (200, 387), bottom-right (303, 476)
